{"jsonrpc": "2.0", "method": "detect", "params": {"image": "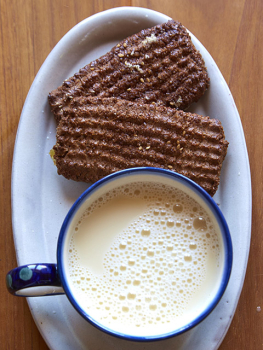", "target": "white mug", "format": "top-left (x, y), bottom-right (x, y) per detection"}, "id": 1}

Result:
top-left (6, 167), bottom-right (232, 341)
